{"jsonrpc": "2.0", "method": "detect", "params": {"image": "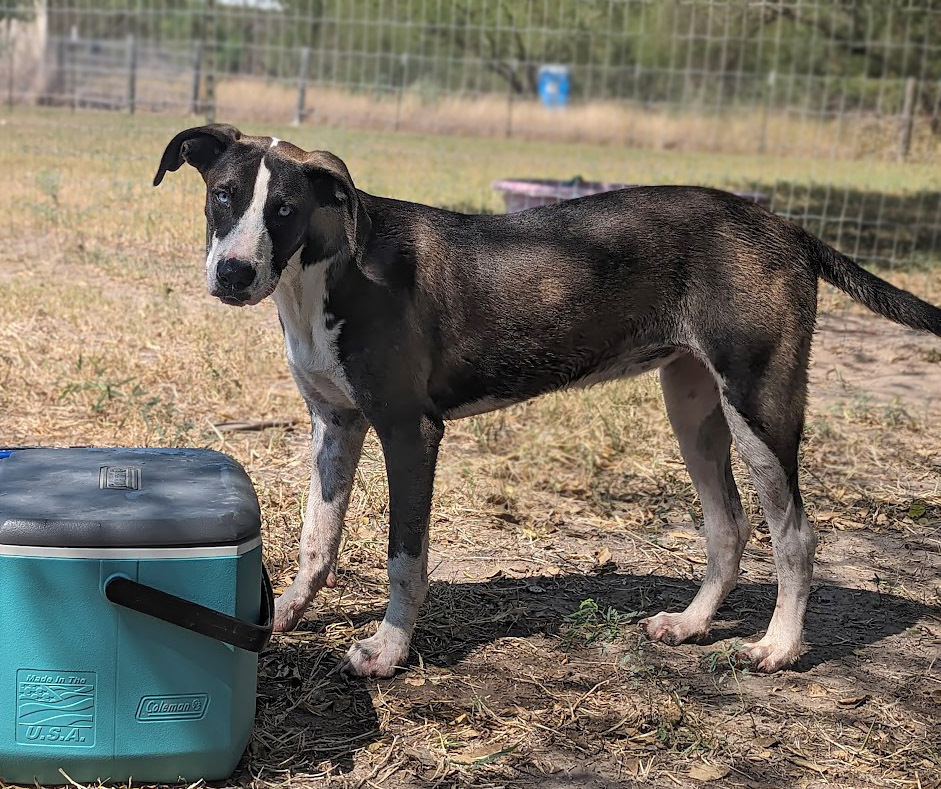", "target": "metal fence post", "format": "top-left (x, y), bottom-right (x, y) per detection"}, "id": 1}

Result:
top-left (294, 45), bottom-right (310, 126)
top-left (6, 35), bottom-right (13, 112)
top-left (53, 39), bottom-right (65, 105)
top-left (505, 58), bottom-right (516, 139)
top-left (394, 53), bottom-right (408, 132)
top-left (759, 69), bottom-right (776, 155)
top-left (69, 26), bottom-right (78, 111)
top-left (126, 34), bottom-right (137, 114)
top-left (204, 0), bottom-right (217, 123)
top-left (898, 77), bottom-right (917, 161)
top-left (190, 39), bottom-right (203, 115)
